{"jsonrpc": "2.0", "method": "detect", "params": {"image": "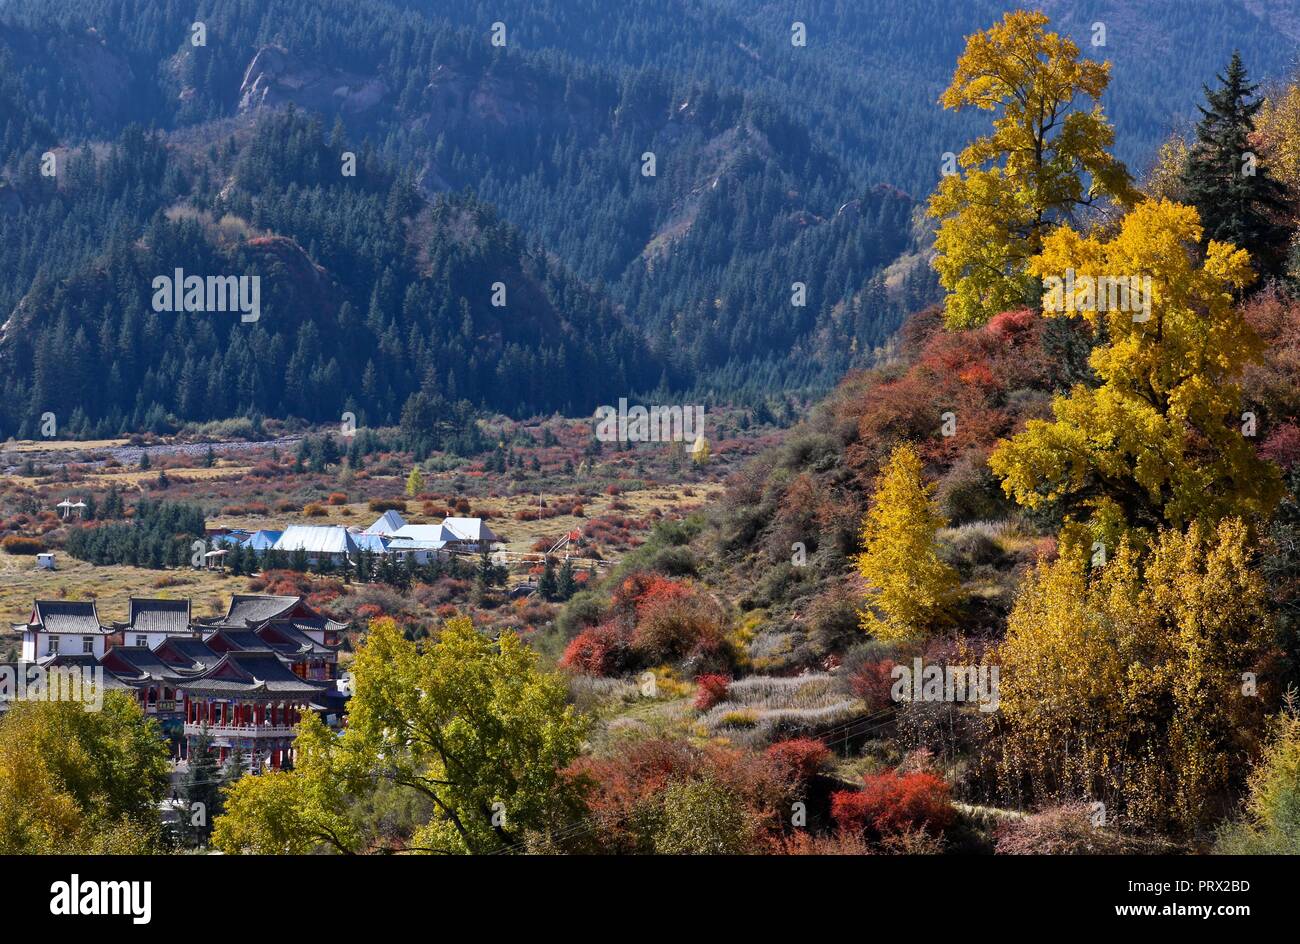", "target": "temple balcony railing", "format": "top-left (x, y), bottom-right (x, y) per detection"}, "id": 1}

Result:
top-left (183, 722), bottom-right (298, 738)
